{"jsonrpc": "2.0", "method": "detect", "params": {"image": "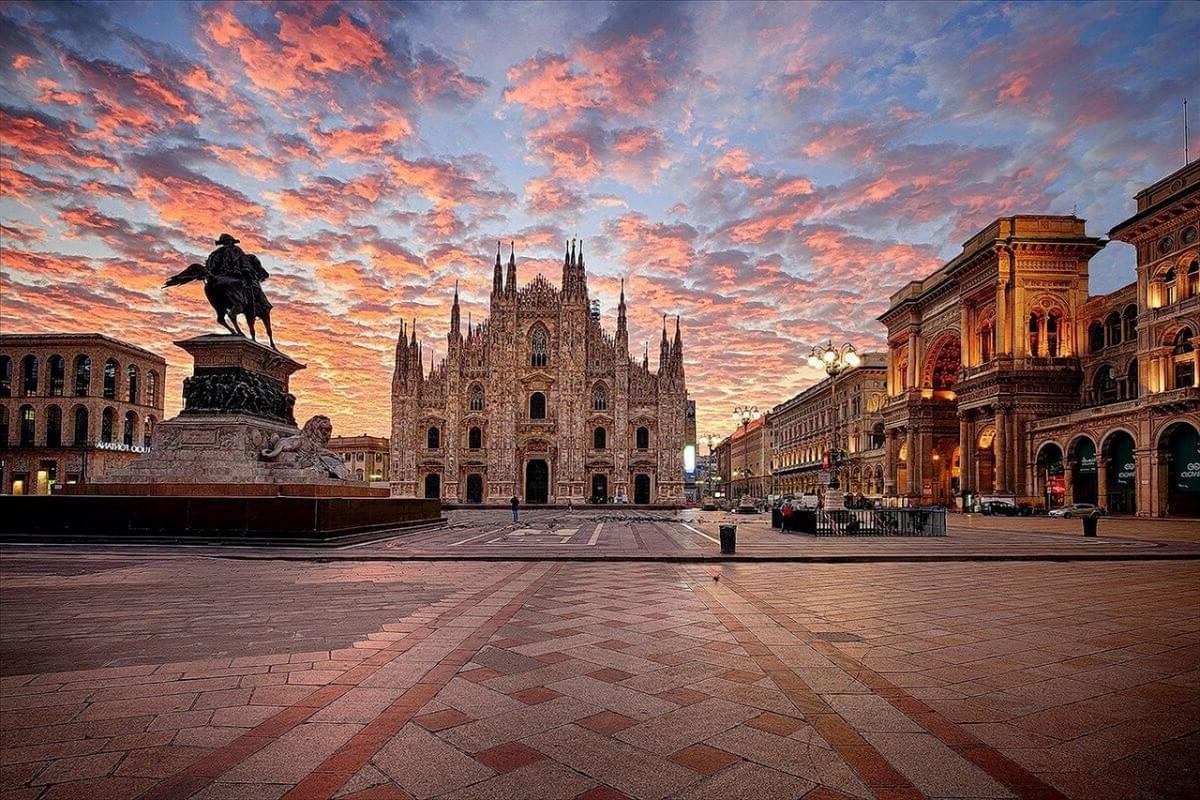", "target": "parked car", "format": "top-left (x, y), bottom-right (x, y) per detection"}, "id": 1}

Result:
top-left (701, 496), bottom-right (719, 511)
top-left (980, 500), bottom-right (1019, 516)
top-left (1049, 502), bottom-right (1103, 518)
